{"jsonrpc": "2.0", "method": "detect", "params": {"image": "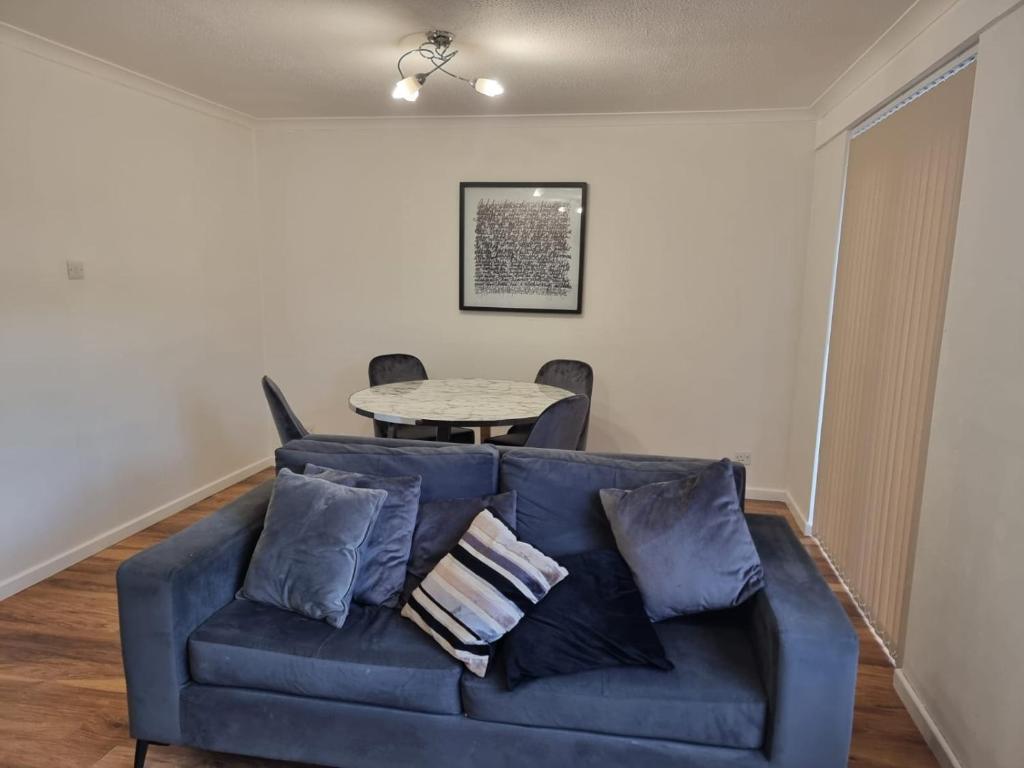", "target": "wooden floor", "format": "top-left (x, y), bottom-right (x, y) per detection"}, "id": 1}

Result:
top-left (0, 470), bottom-right (938, 768)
